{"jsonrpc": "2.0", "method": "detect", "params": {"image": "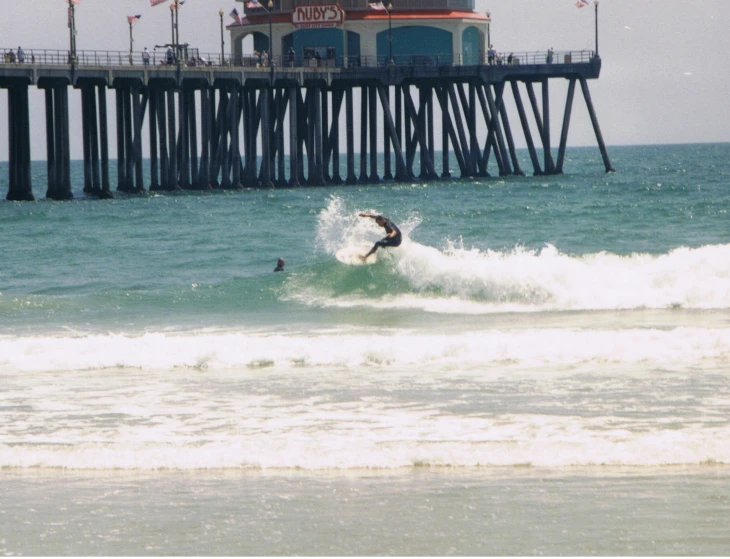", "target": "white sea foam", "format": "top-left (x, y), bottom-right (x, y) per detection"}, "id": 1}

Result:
top-left (3, 405), bottom-right (730, 470)
top-left (313, 197), bottom-right (730, 313)
top-left (1, 326), bottom-right (730, 373)
top-left (4, 325), bottom-right (730, 471)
